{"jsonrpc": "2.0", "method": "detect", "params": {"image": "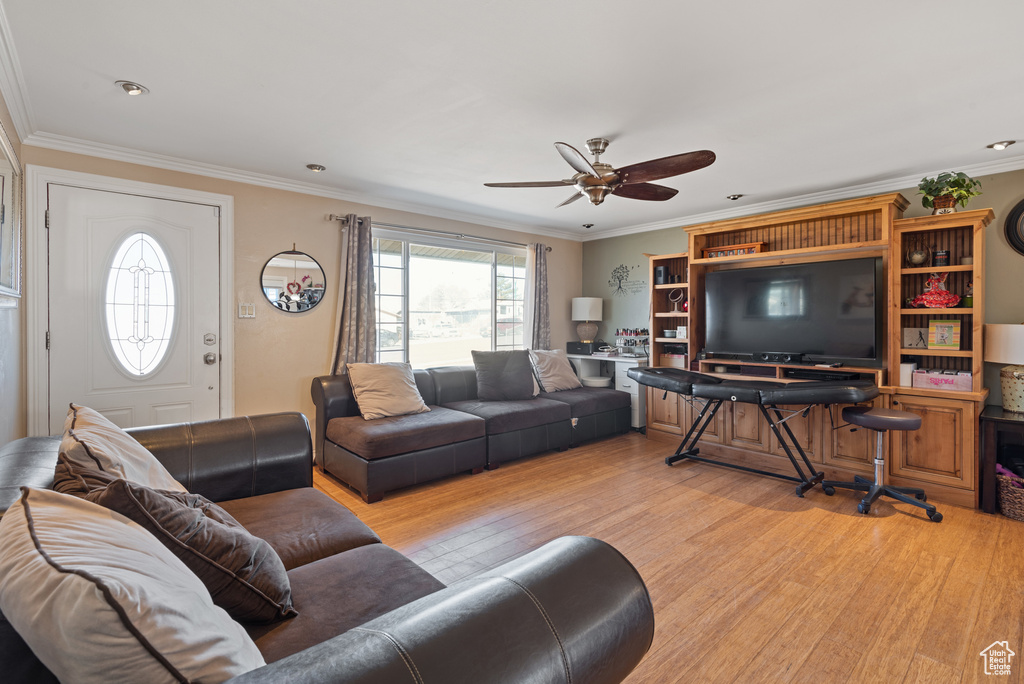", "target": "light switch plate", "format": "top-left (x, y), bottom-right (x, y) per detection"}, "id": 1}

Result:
top-left (238, 303), bottom-right (256, 318)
